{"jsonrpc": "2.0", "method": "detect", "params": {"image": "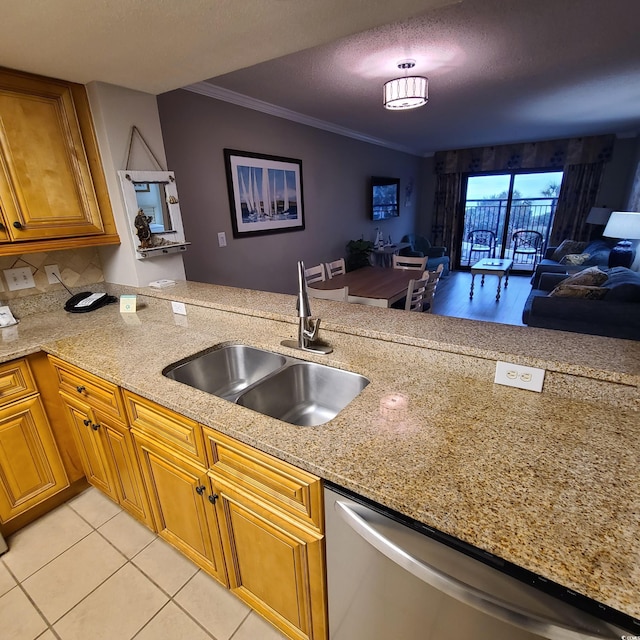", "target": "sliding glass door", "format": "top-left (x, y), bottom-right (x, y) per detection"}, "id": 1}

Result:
top-left (460, 170), bottom-right (563, 272)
